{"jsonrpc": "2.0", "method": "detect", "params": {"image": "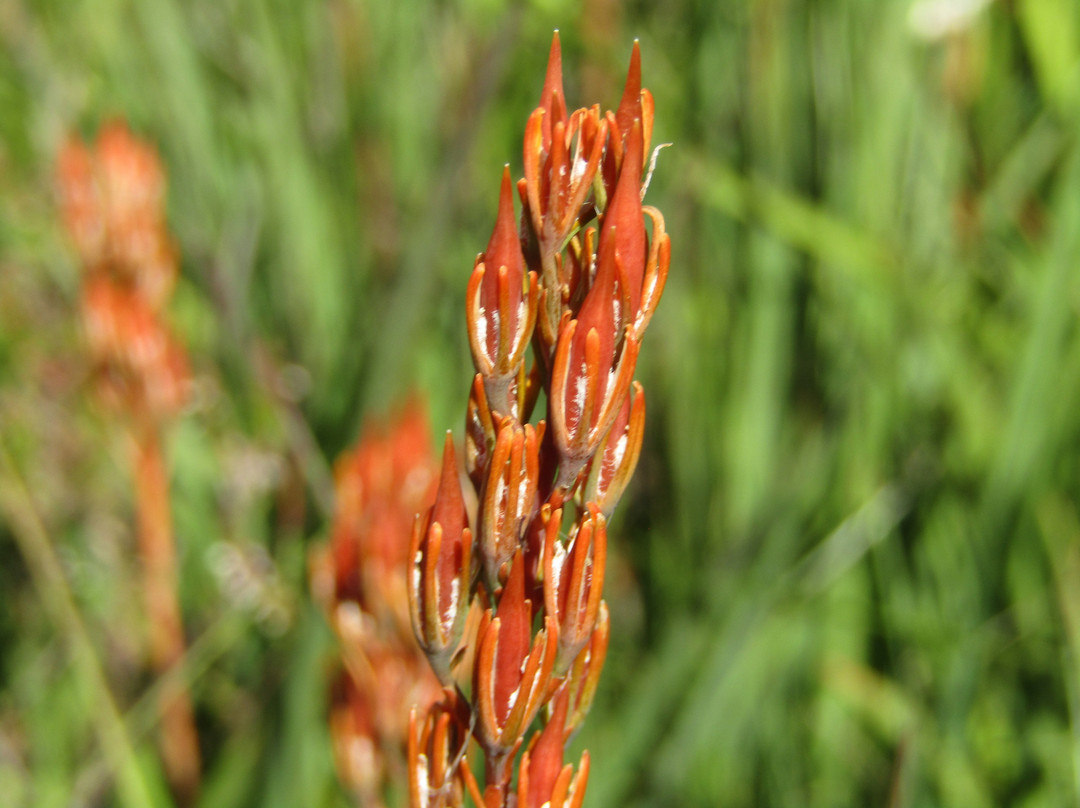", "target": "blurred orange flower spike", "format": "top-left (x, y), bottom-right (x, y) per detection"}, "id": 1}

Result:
top-left (409, 433), bottom-right (472, 684)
